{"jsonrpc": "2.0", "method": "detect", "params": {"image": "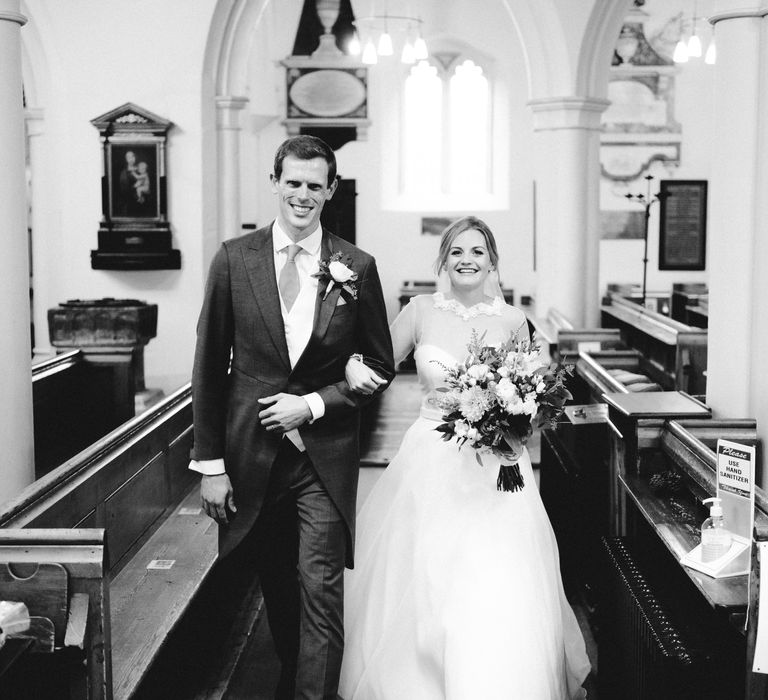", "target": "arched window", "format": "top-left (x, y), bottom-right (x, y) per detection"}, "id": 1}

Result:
top-left (399, 53), bottom-right (494, 209)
